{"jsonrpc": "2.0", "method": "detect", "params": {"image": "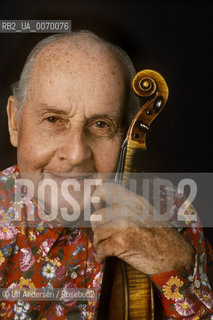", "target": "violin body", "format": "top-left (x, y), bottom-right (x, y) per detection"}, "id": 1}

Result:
top-left (97, 70), bottom-right (169, 320)
top-left (108, 260), bottom-right (154, 320)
